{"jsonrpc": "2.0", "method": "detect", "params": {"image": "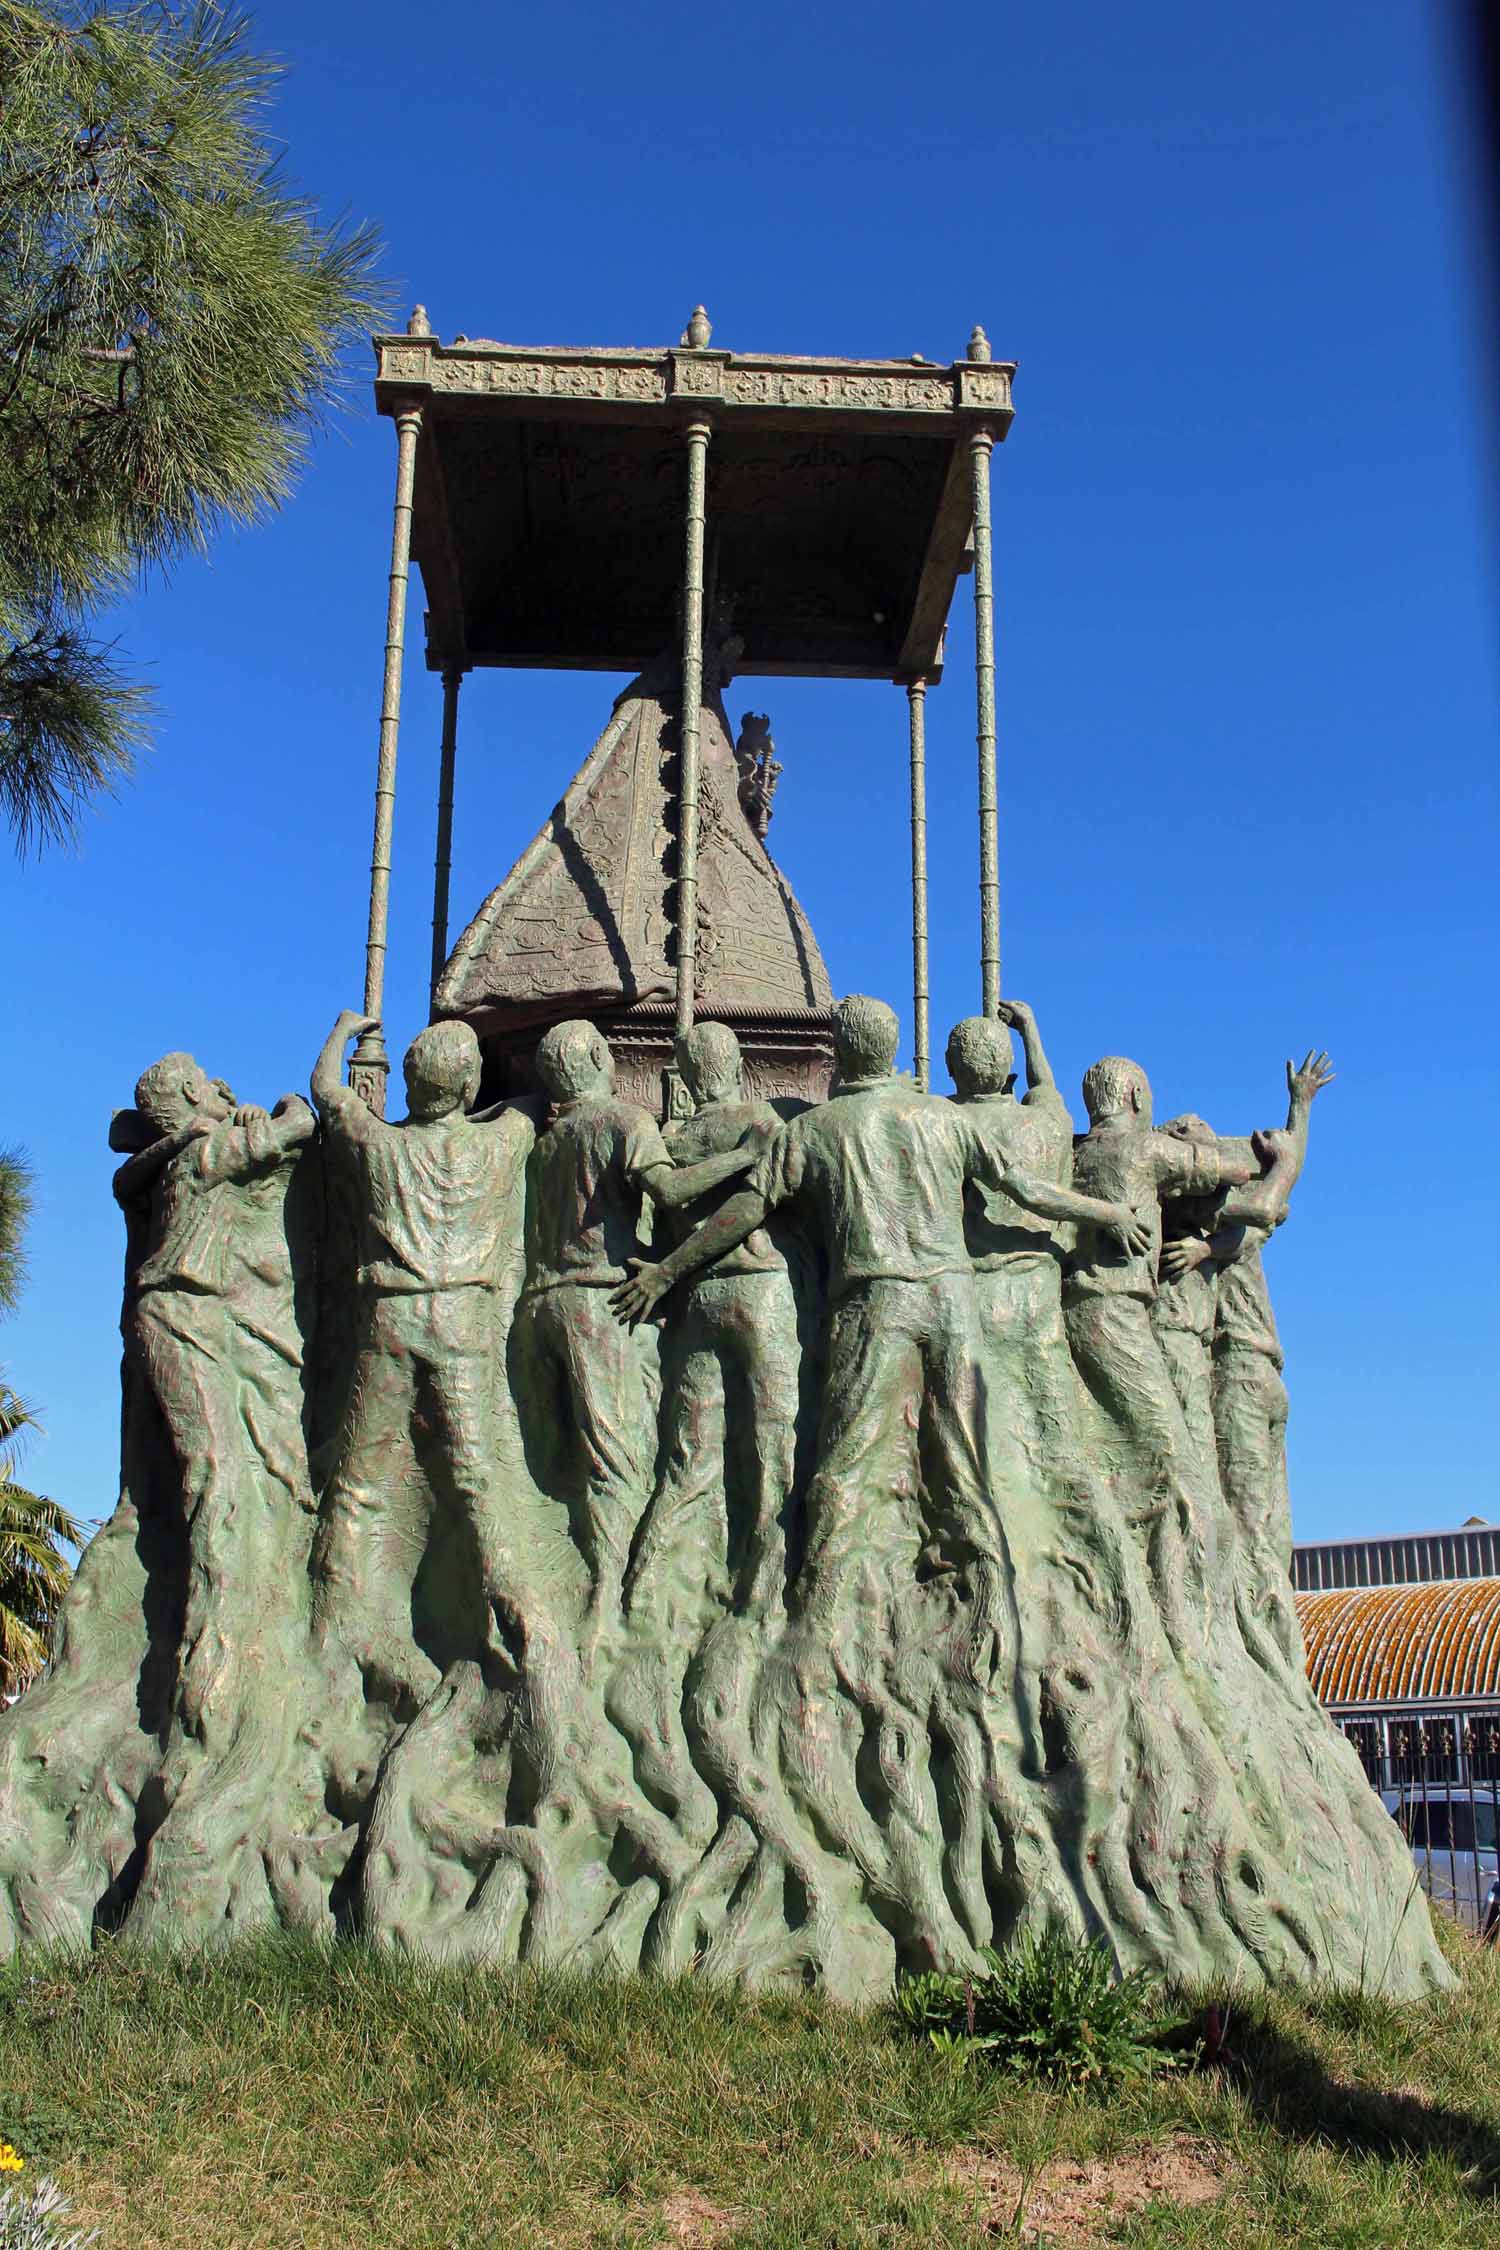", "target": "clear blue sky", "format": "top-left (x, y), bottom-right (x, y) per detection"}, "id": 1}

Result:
top-left (5, 0), bottom-right (1496, 1544)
